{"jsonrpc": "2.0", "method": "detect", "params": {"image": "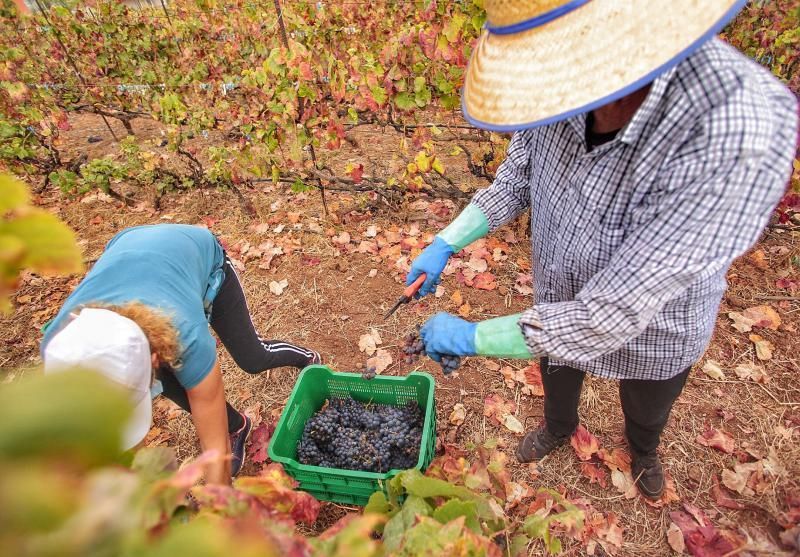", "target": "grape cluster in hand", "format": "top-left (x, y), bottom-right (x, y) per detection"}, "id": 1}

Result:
top-left (403, 327), bottom-right (462, 375)
top-left (296, 397), bottom-right (423, 472)
top-left (440, 354), bottom-right (461, 375)
top-left (402, 327), bottom-right (425, 365)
